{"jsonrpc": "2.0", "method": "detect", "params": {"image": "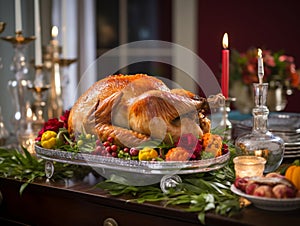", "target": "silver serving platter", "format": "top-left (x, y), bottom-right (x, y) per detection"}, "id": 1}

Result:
top-left (35, 145), bottom-right (230, 175)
